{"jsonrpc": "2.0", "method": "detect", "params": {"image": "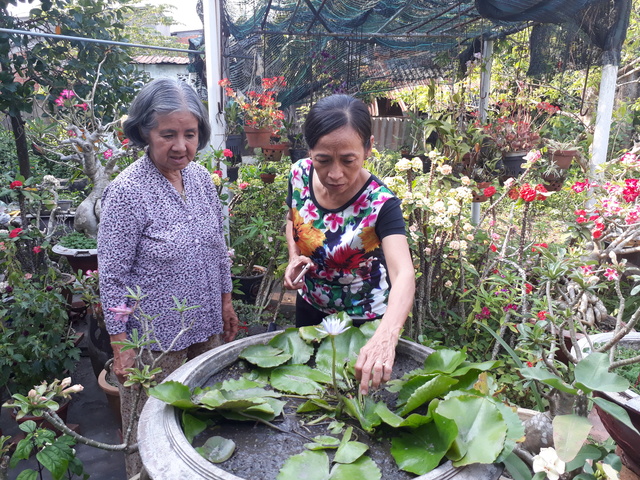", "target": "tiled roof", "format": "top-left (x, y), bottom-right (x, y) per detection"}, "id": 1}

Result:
top-left (132, 55), bottom-right (190, 65)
